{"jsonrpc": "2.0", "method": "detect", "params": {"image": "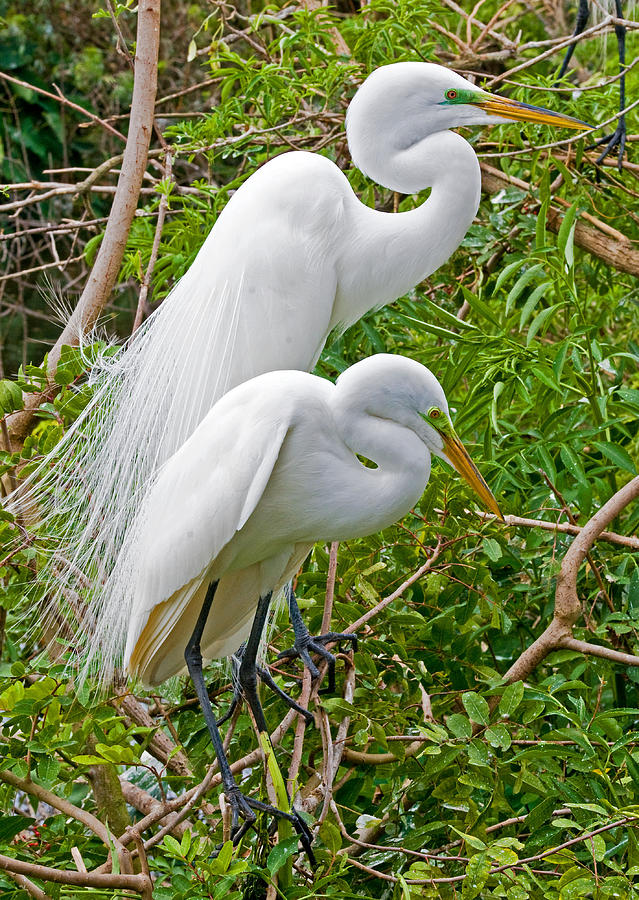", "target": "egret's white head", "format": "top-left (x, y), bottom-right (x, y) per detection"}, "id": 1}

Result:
top-left (346, 62), bottom-right (588, 190)
top-left (336, 354), bottom-right (503, 519)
